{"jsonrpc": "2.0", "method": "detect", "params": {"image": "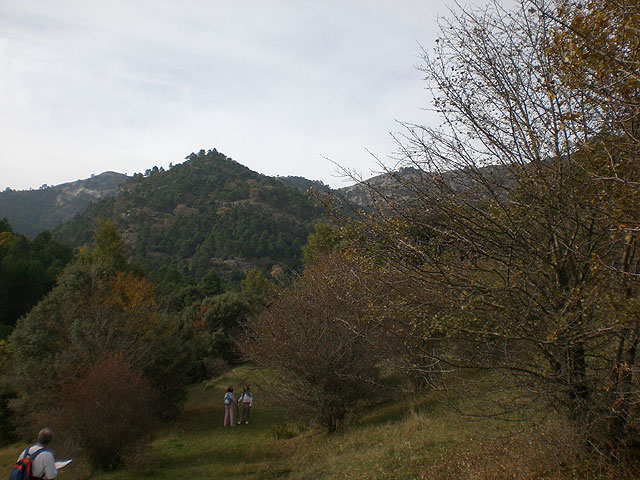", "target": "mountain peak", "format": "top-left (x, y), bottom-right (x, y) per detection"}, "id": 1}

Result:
top-left (53, 151), bottom-right (324, 279)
